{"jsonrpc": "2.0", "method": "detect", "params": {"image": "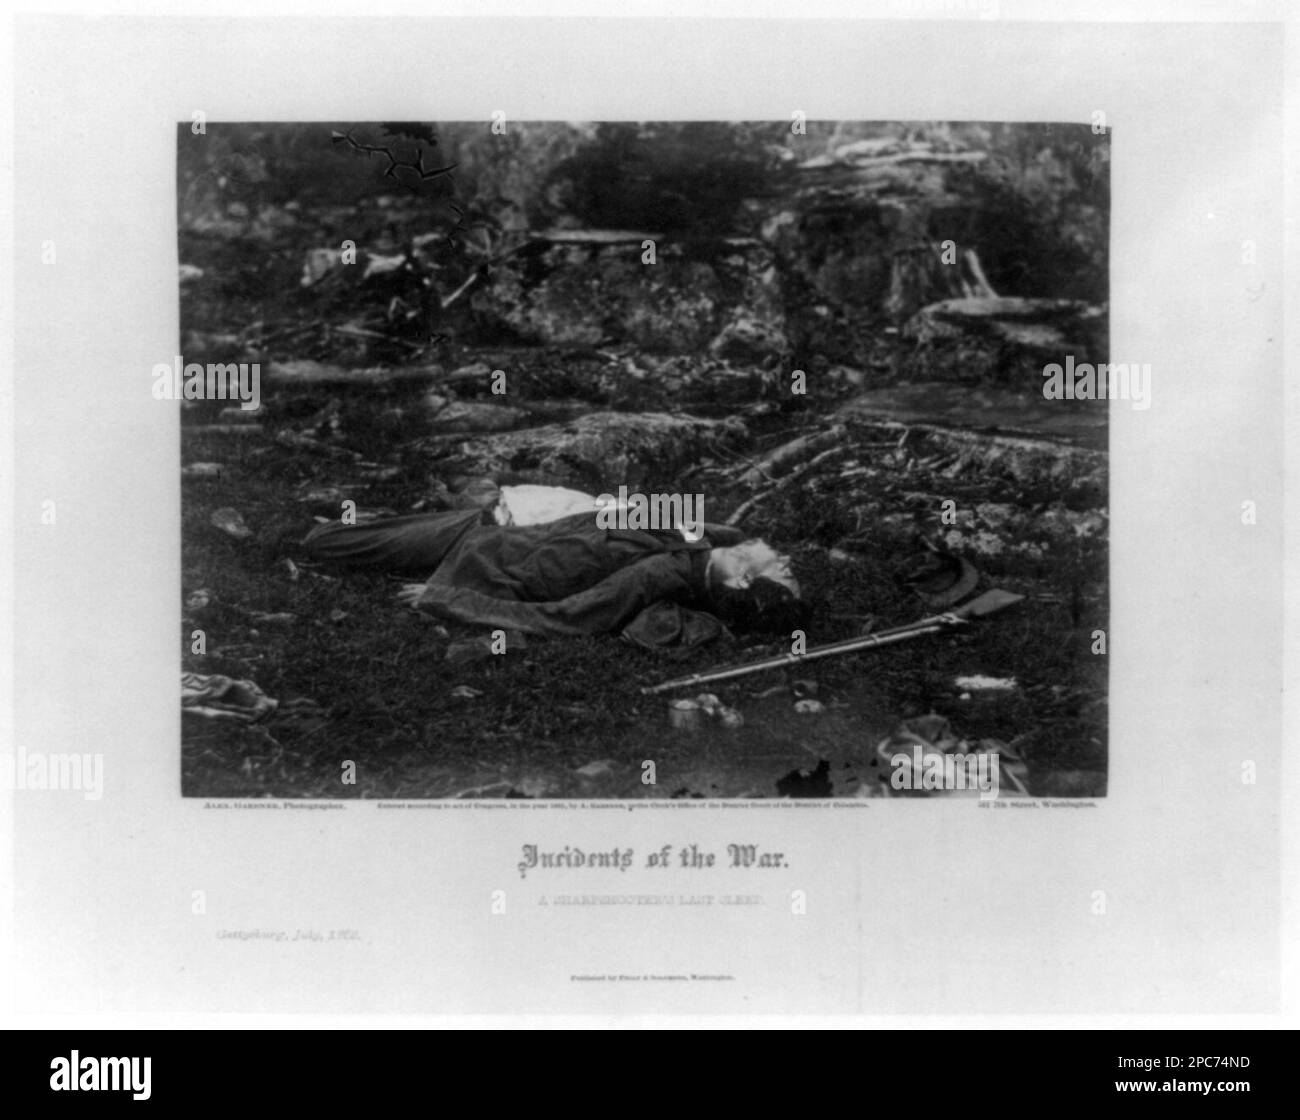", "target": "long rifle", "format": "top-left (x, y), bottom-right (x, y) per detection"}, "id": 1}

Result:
top-left (640, 589), bottom-right (1023, 696)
